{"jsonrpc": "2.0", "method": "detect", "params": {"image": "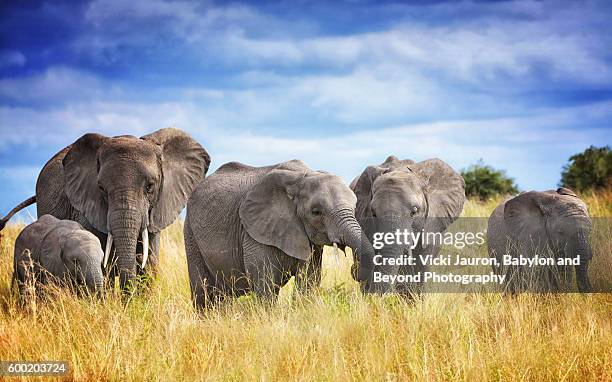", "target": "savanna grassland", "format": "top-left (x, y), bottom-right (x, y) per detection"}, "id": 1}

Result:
top-left (0, 192), bottom-right (611, 381)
